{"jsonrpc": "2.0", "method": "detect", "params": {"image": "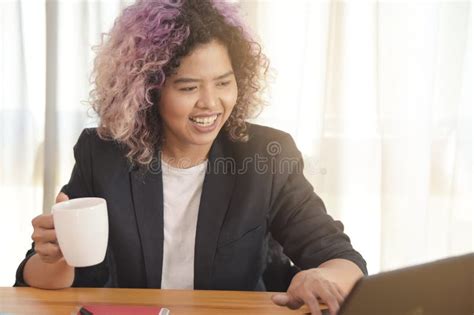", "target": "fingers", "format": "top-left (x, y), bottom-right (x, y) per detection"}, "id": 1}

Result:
top-left (283, 294), bottom-right (304, 310)
top-left (271, 293), bottom-right (289, 306)
top-left (284, 278), bottom-right (321, 313)
top-left (55, 192), bottom-right (69, 203)
top-left (271, 292), bottom-right (304, 310)
top-left (331, 282), bottom-right (346, 304)
top-left (335, 283), bottom-right (347, 300)
top-left (29, 192), bottom-right (68, 264)
top-left (32, 214), bottom-right (54, 229)
top-left (35, 242), bottom-right (63, 263)
top-left (293, 282), bottom-right (330, 315)
top-left (312, 281), bottom-right (339, 315)
top-left (275, 270), bottom-right (346, 315)
top-left (300, 287), bottom-right (322, 315)
top-left (32, 228), bottom-right (57, 244)
top-left (31, 213), bottom-right (63, 263)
